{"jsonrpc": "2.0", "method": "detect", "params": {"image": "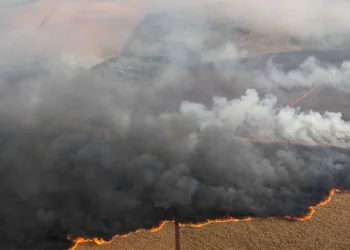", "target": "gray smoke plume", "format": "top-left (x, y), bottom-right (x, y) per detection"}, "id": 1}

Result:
top-left (1, 6), bottom-right (350, 250)
top-left (210, 0), bottom-right (350, 47)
